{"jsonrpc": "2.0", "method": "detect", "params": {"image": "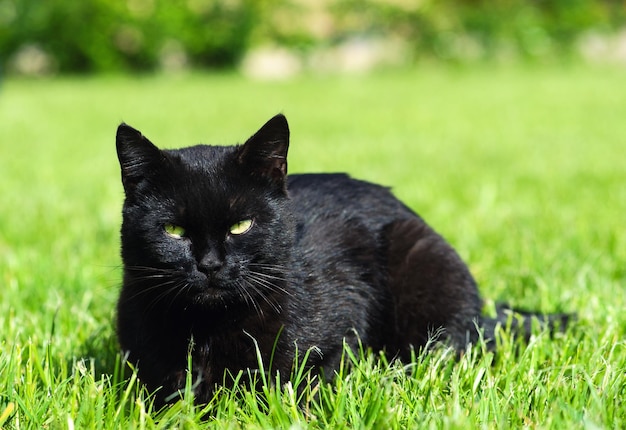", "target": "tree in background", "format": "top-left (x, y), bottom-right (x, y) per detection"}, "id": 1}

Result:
top-left (1, 0), bottom-right (623, 75)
